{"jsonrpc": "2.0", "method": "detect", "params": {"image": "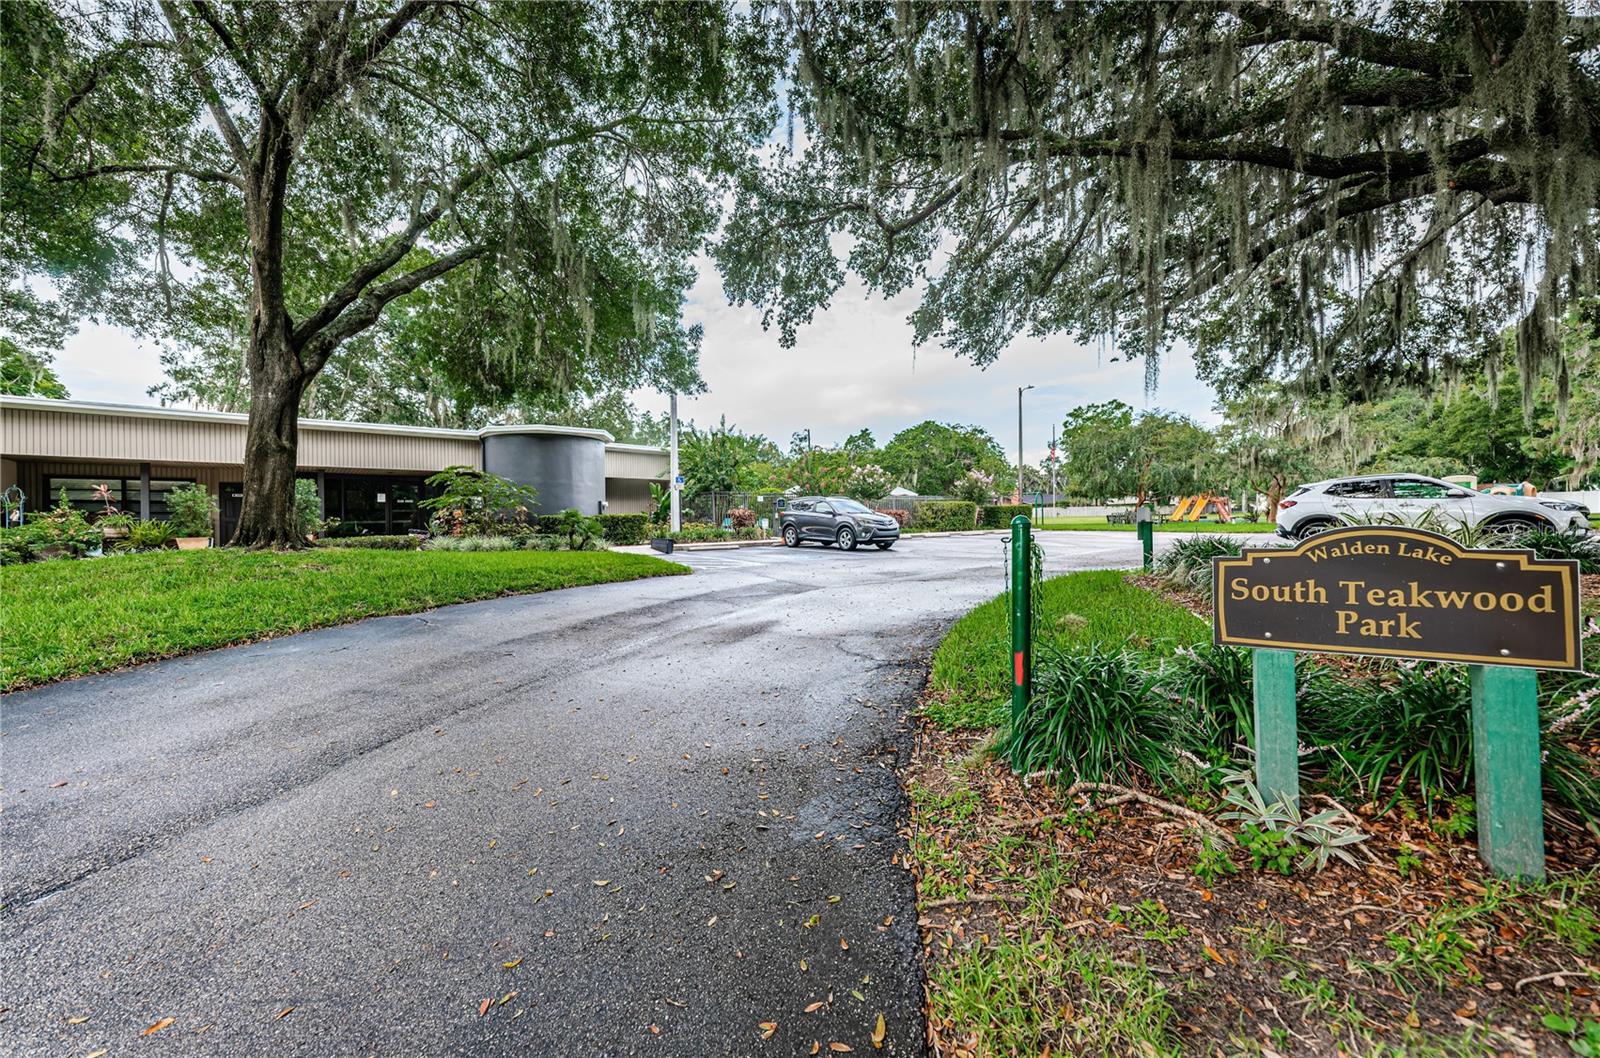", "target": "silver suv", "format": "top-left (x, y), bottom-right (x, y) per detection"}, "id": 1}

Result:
top-left (778, 497), bottom-right (900, 551)
top-left (1276, 475), bottom-right (1590, 540)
